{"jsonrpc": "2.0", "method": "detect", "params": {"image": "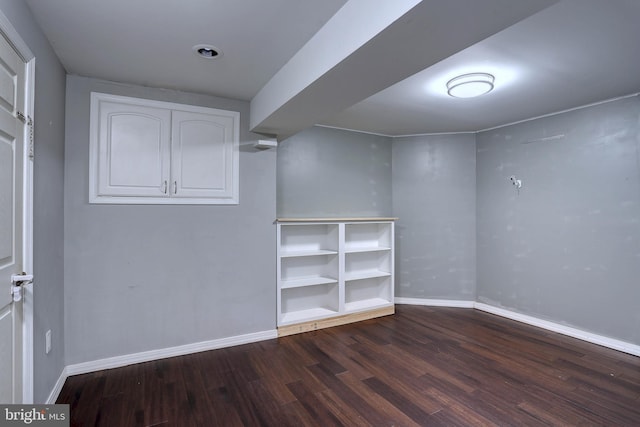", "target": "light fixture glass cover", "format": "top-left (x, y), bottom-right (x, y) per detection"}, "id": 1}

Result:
top-left (446, 73), bottom-right (494, 98)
